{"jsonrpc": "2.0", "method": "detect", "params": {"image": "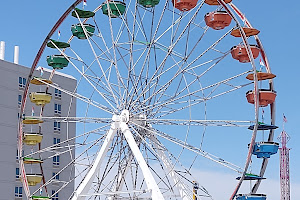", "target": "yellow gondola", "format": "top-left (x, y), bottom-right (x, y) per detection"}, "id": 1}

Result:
top-left (30, 77), bottom-right (53, 85)
top-left (23, 133), bottom-right (43, 145)
top-left (25, 174), bottom-right (43, 186)
top-left (23, 157), bottom-right (43, 164)
top-left (22, 118), bottom-right (43, 124)
top-left (30, 92), bottom-right (52, 106)
top-left (31, 196), bottom-right (50, 200)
